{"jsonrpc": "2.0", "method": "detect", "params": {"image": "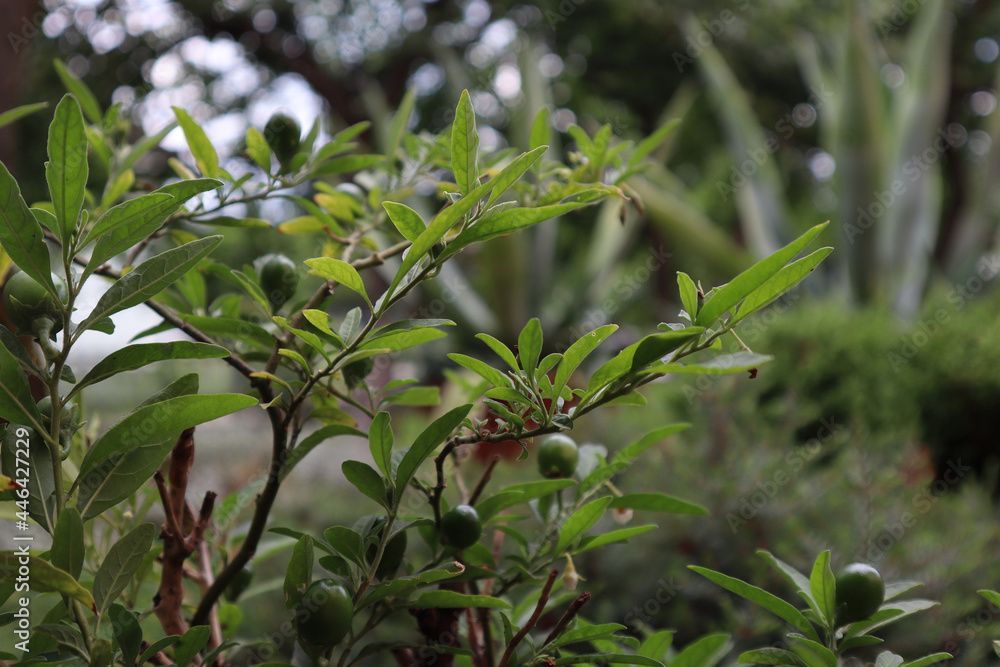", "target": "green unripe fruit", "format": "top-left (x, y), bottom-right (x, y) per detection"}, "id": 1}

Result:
top-left (225, 564), bottom-right (254, 602)
top-left (265, 112), bottom-right (301, 171)
top-left (3, 271), bottom-right (68, 338)
top-left (440, 504), bottom-right (482, 550)
top-left (343, 357), bottom-right (375, 388)
top-left (365, 516), bottom-right (407, 578)
top-left (255, 254), bottom-right (299, 310)
top-left (295, 579), bottom-right (354, 649)
top-left (537, 434), bottom-right (579, 479)
top-left (36, 396), bottom-right (75, 433)
top-left (835, 563), bottom-right (885, 625)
